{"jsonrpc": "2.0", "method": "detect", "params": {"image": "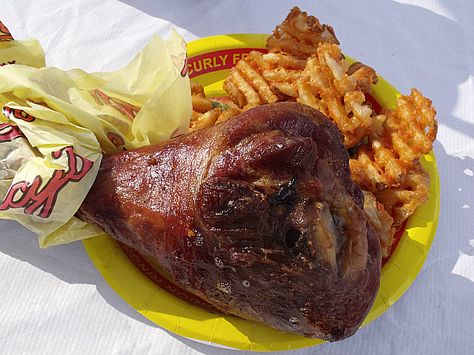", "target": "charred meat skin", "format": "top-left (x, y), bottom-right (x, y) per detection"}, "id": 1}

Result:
top-left (78, 102), bottom-right (381, 341)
